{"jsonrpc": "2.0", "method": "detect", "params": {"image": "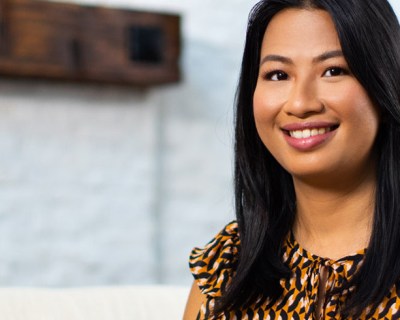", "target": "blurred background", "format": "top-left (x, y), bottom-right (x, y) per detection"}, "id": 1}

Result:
top-left (0, 0), bottom-right (399, 289)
